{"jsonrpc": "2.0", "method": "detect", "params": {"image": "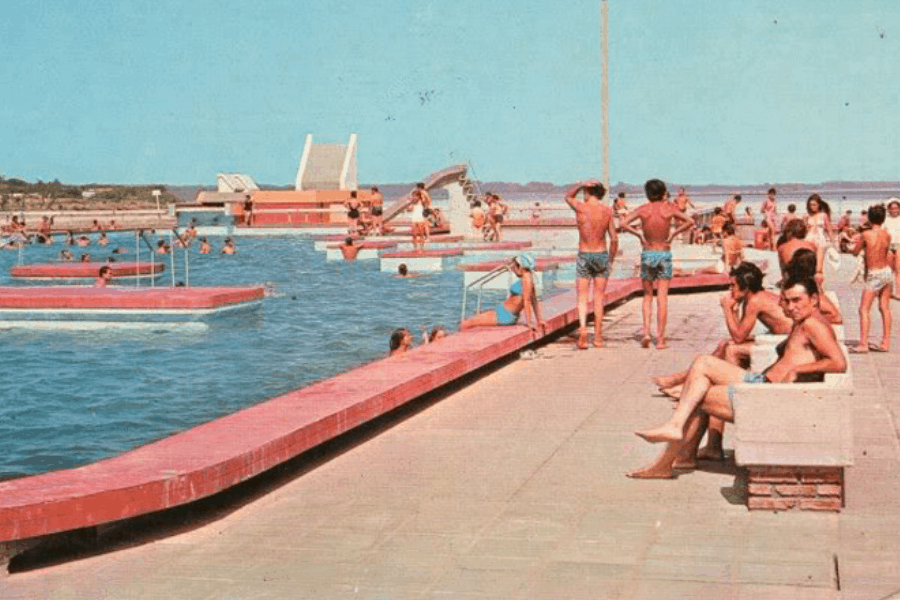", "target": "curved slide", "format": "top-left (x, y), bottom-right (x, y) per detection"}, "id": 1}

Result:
top-left (381, 163), bottom-right (469, 223)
